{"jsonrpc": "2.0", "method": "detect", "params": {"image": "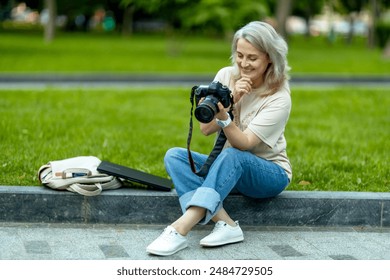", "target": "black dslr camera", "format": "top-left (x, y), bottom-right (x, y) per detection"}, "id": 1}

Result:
top-left (193, 81), bottom-right (232, 123)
